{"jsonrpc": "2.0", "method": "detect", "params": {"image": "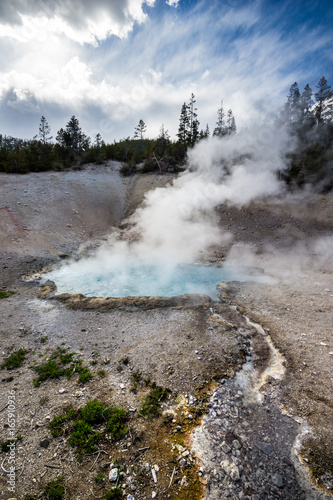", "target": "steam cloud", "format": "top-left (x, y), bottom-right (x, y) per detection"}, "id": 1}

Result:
top-left (55, 123), bottom-right (296, 283)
